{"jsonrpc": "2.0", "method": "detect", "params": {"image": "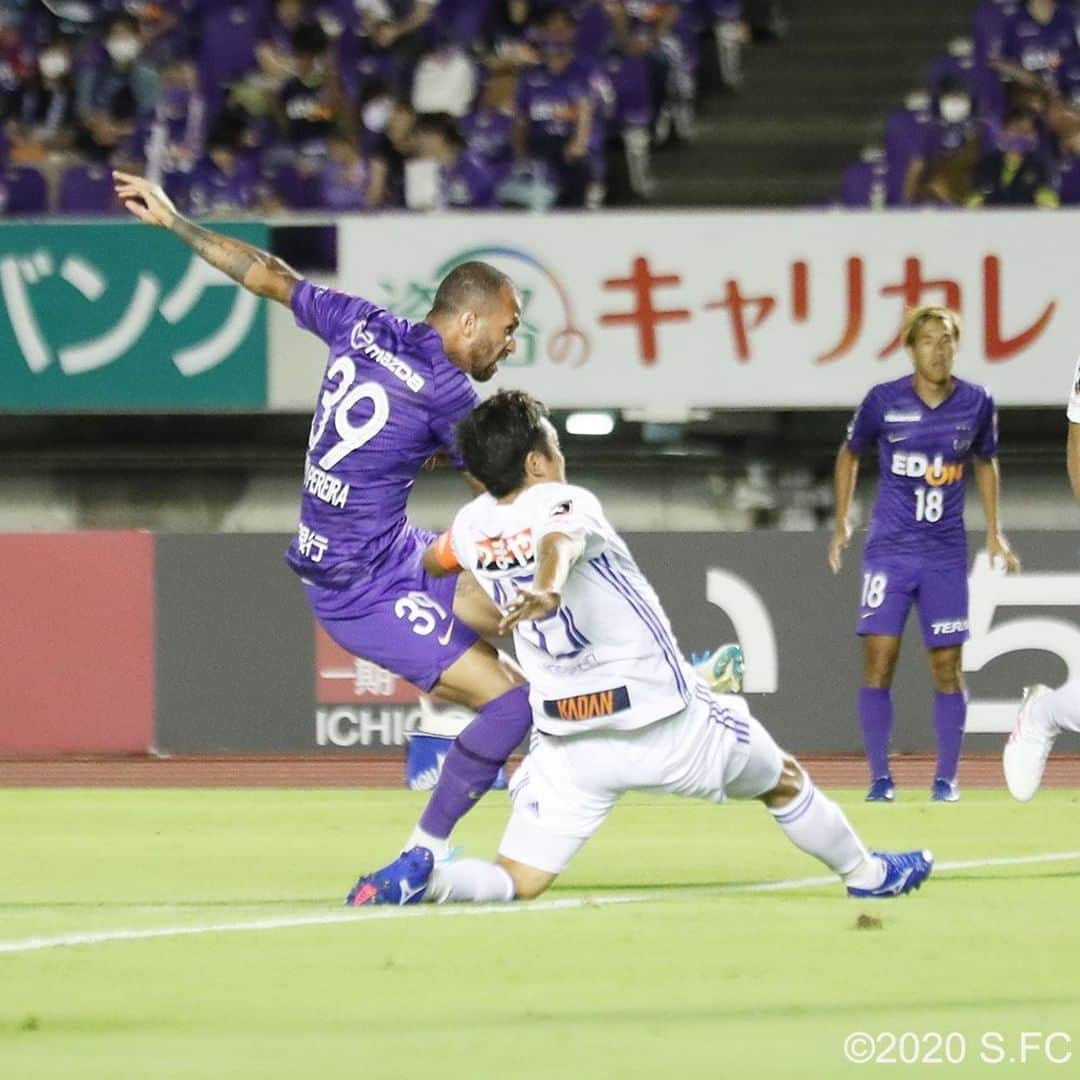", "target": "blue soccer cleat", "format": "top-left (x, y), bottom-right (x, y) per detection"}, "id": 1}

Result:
top-left (865, 776), bottom-right (895, 802)
top-left (847, 849), bottom-right (934, 899)
top-left (345, 846), bottom-right (434, 907)
top-left (930, 778), bottom-right (959, 803)
top-left (691, 643), bottom-right (745, 693)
